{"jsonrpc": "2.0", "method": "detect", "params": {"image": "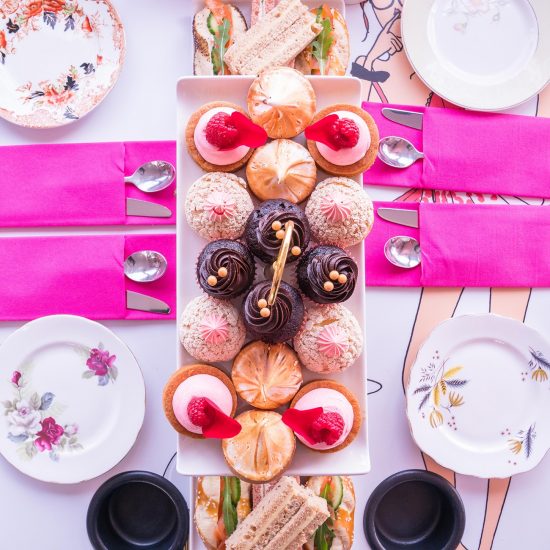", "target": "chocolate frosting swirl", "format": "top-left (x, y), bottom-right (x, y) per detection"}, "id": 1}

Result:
top-left (245, 200), bottom-right (310, 264)
top-left (197, 240), bottom-right (255, 299)
top-left (243, 281), bottom-right (304, 343)
top-left (297, 245), bottom-right (357, 304)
